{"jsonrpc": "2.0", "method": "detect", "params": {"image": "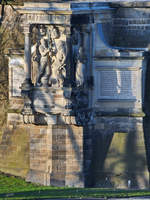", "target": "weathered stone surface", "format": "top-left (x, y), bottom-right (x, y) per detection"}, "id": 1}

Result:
top-left (91, 117), bottom-right (149, 188)
top-left (33, 88), bottom-right (71, 115)
top-left (0, 126), bottom-right (30, 178)
top-left (8, 51), bottom-right (25, 110)
top-left (6, 0), bottom-right (150, 189)
top-left (9, 56), bottom-right (25, 97)
top-left (25, 125), bottom-right (87, 187)
top-left (93, 52), bottom-right (146, 115)
top-left (7, 113), bottom-right (24, 126)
